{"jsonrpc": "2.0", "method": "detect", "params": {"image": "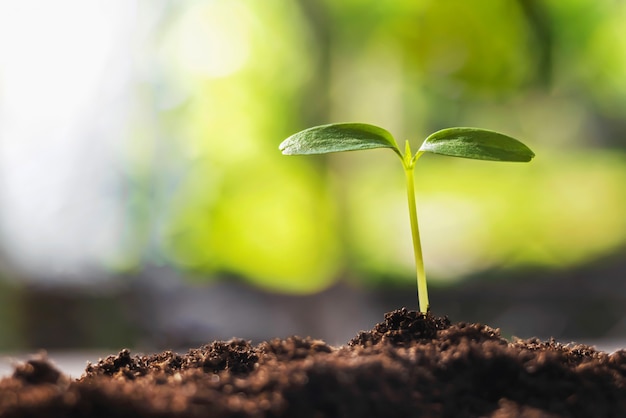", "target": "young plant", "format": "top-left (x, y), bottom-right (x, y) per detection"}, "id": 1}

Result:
top-left (279, 123), bottom-right (534, 313)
